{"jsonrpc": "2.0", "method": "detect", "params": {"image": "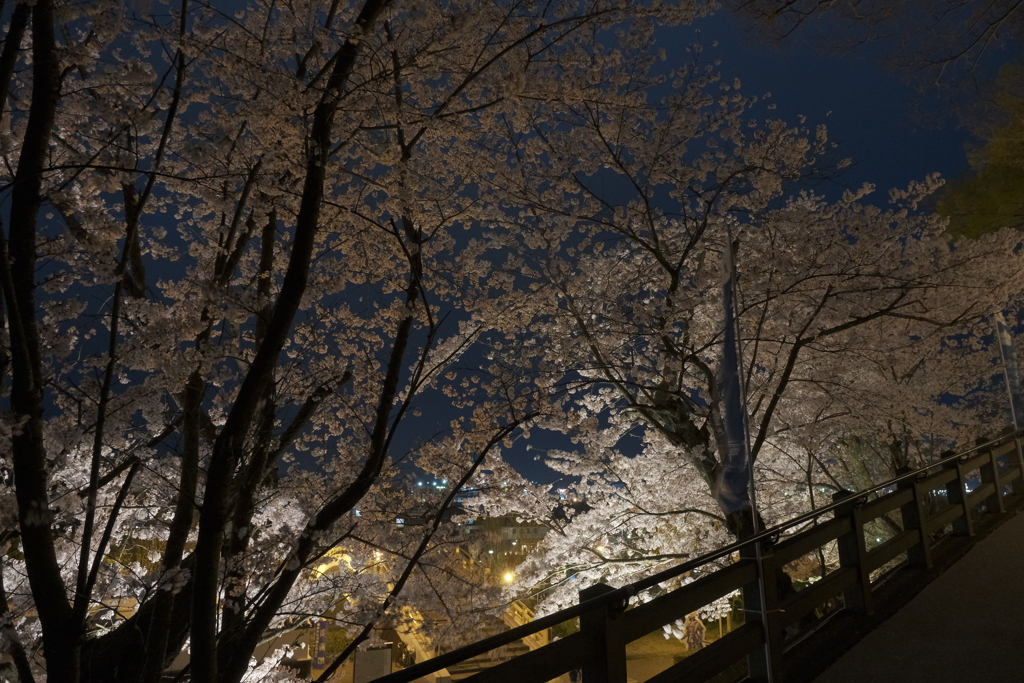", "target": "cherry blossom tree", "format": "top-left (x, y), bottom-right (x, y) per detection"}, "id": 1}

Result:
top-left (471, 70), bottom-right (1024, 611)
top-left (0, 0), bottom-right (712, 681)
